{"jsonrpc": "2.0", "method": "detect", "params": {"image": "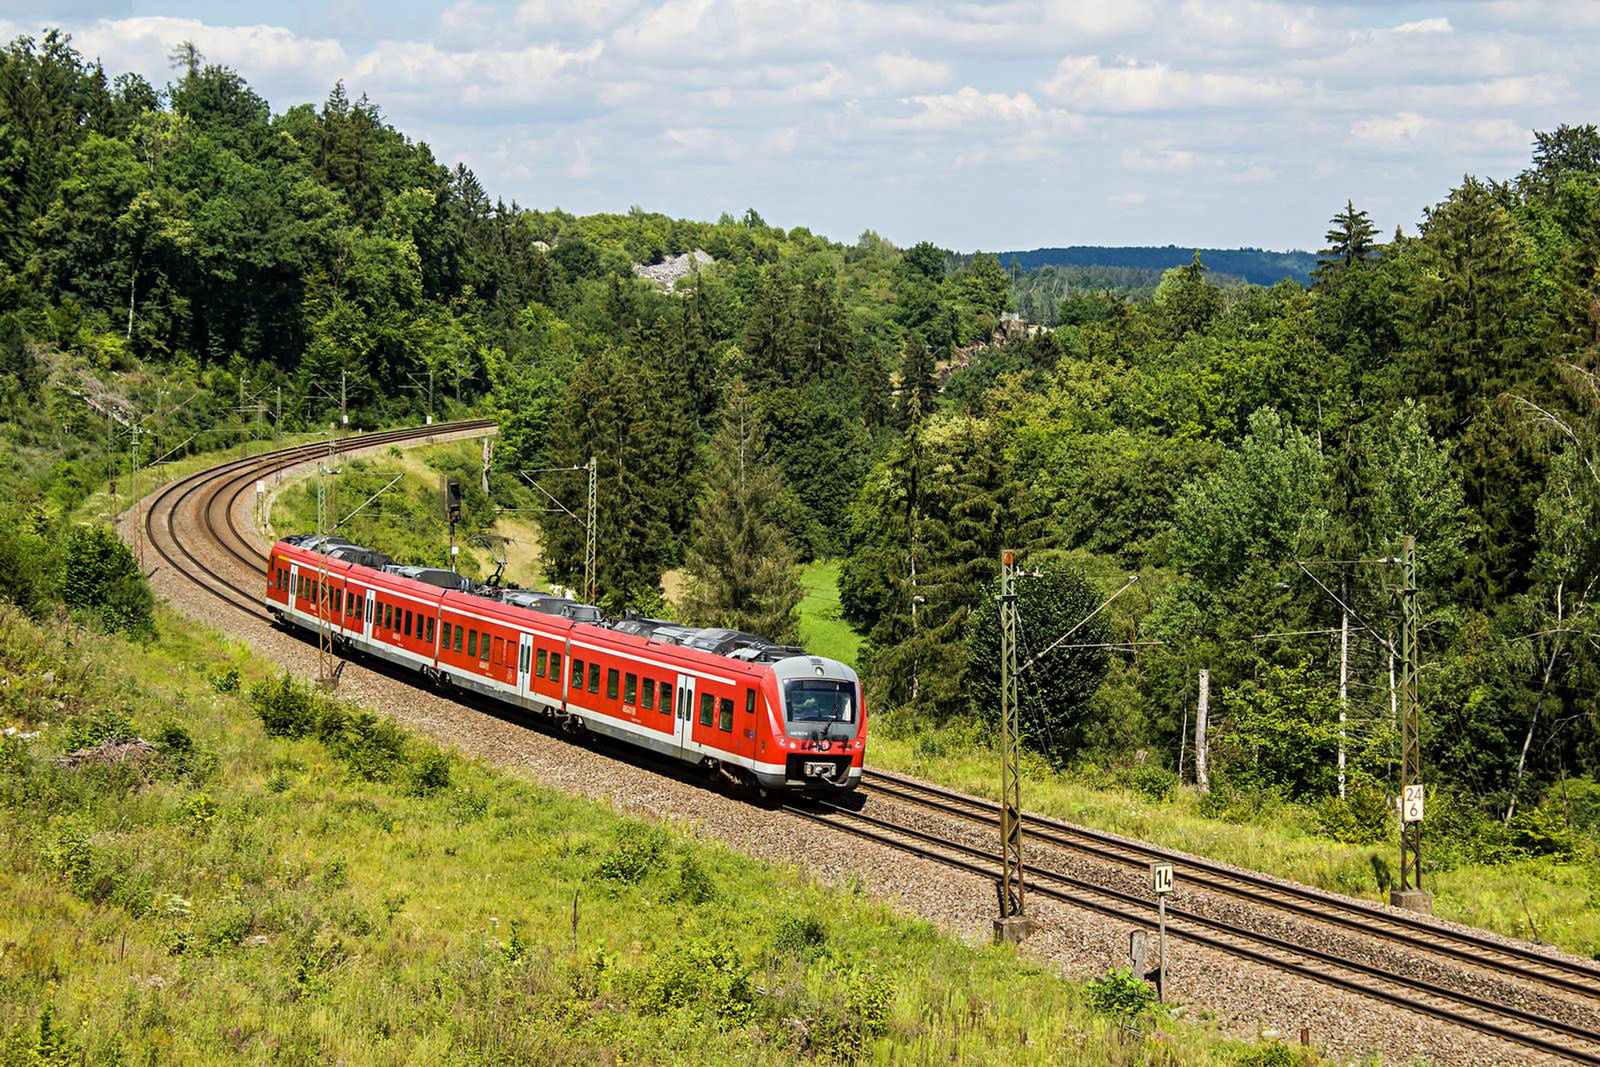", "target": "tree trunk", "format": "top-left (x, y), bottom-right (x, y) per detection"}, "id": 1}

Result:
top-left (1194, 668), bottom-right (1210, 795)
